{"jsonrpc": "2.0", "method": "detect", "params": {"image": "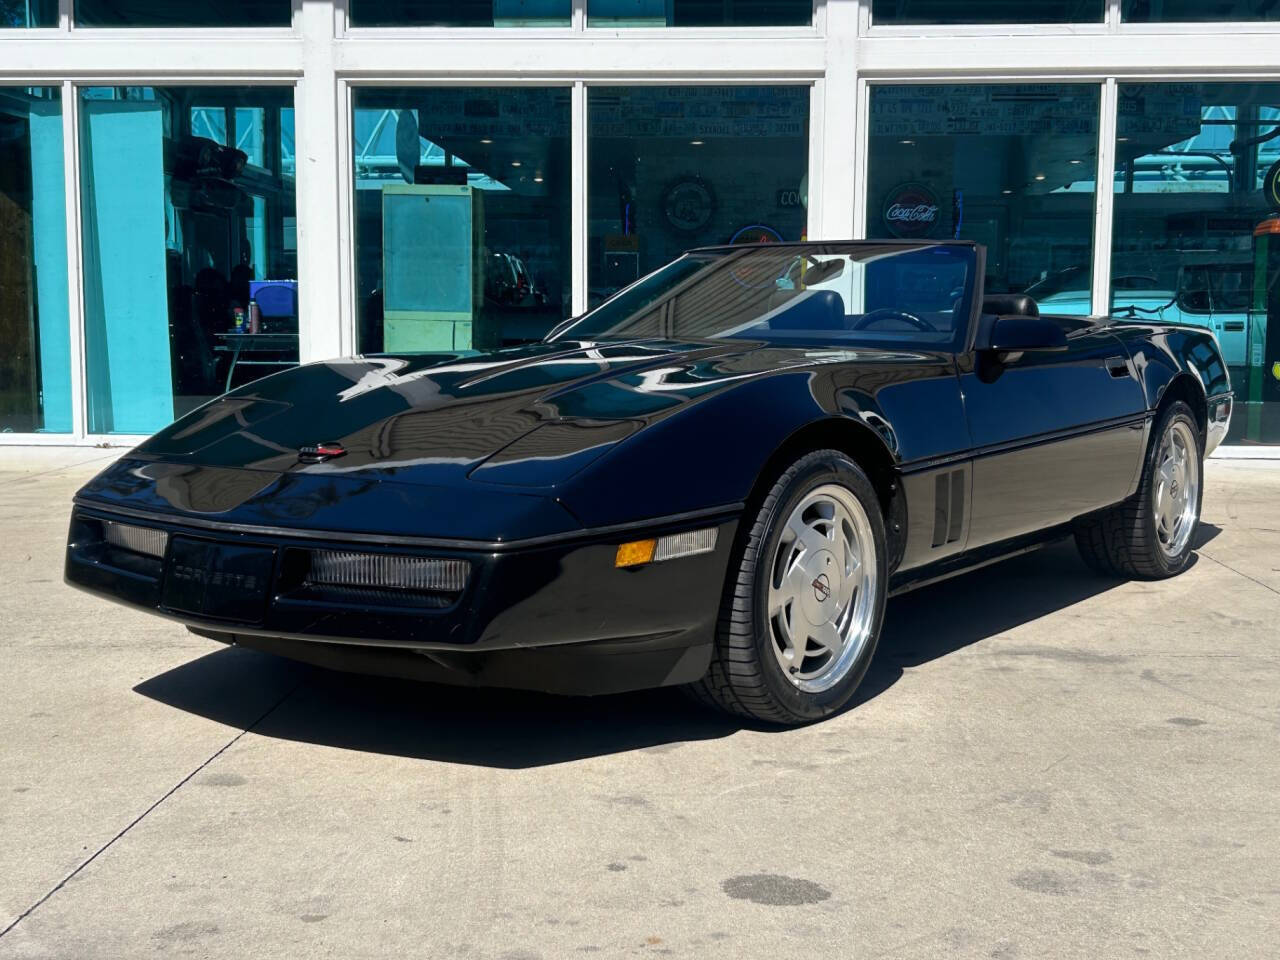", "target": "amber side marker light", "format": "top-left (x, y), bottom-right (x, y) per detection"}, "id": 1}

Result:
top-left (615, 528), bottom-right (718, 568)
top-left (615, 539), bottom-right (656, 568)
